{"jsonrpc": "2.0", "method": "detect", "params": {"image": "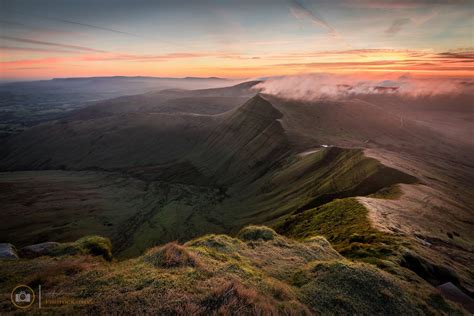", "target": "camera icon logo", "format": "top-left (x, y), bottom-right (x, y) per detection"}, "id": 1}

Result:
top-left (11, 285), bottom-right (35, 309)
top-left (16, 290), bottom-right (31, 302)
